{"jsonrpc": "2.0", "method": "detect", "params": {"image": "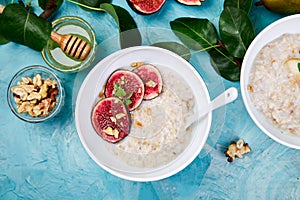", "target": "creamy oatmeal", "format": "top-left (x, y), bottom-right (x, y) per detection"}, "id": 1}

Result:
top-left (248, 33), bottom-right (300, 136)
top-left (105, 66), bottom-right (195, 168)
